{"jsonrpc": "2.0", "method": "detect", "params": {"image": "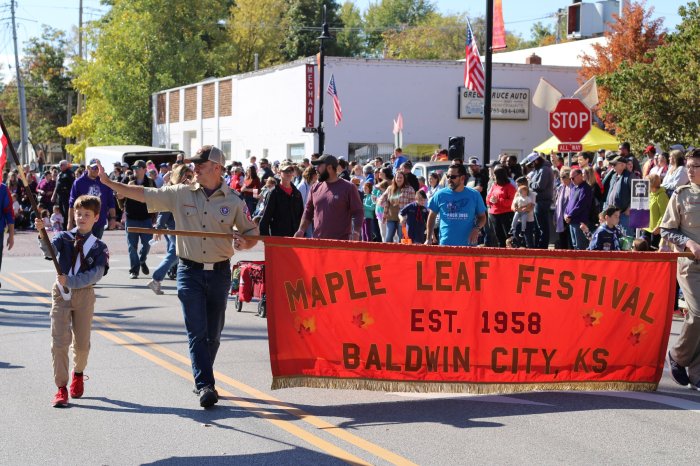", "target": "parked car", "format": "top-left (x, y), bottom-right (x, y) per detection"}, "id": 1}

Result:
top-left (411, 161), bottom-right (451, 180)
